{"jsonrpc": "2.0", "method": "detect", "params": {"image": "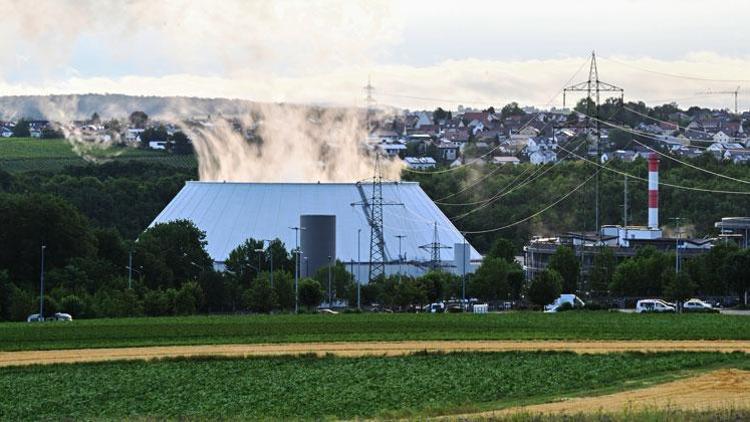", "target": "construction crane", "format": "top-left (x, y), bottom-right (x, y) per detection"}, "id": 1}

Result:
top-left (696, 86), bottom-right (740, 115)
